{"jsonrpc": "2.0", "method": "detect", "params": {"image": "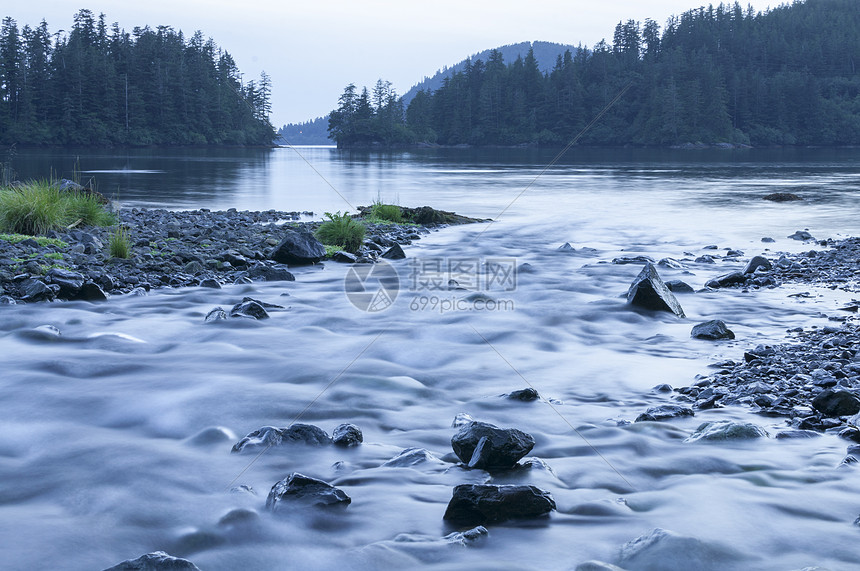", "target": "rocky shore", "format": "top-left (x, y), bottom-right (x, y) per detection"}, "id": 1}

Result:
top-left (0, 207), bottom-right (475, 304)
